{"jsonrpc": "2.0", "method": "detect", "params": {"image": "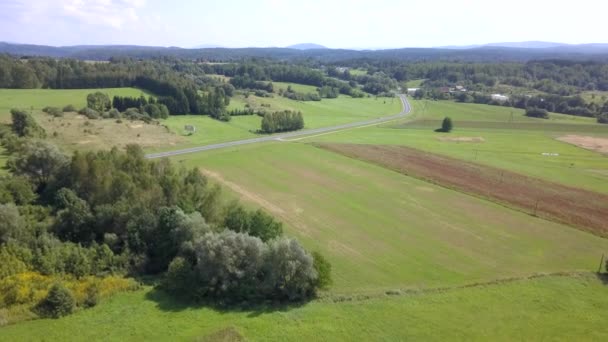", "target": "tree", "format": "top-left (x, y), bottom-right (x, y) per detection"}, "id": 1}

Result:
top-left (86, 92), bottom-right (111, 112)
top-left (10, 109), bottom-right (44, 138)
top-left (312, 251), bottom-right (332, 289)
top-left (8, 141), bottom-right (69, 188)
top-left (262, 238), bottom-right (317, 301)
top-left (525, 107), bottom-right (549, 119)
top-left (436, 117), bottom-right (453, 132)
top-left (54, 188), bottom-right (94, 242)
top-left (0, 203), bottom-right (25, 244)
top-left (38, 283), bottom-right (75, 318)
